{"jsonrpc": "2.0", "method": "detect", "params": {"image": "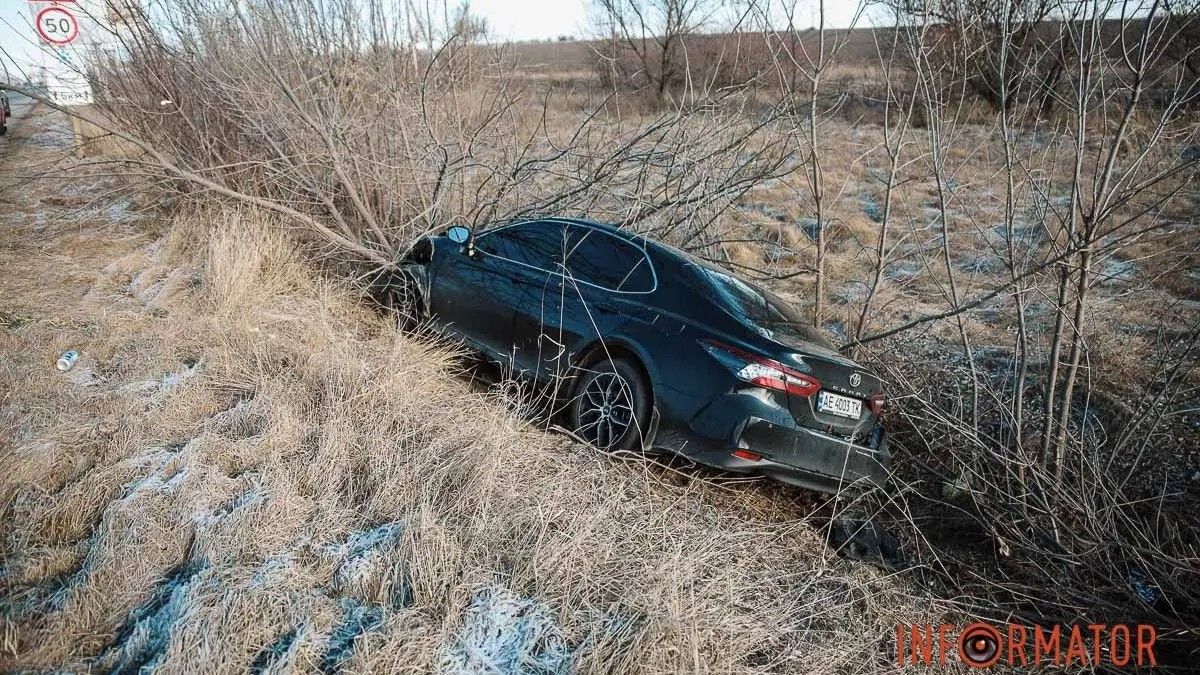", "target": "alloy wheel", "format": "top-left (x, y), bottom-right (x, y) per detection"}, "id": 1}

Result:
top-left (576, 370), bottom-right (636, 450)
